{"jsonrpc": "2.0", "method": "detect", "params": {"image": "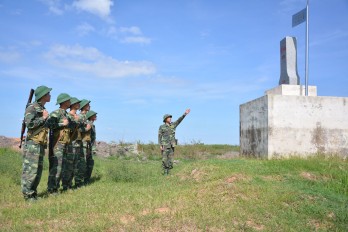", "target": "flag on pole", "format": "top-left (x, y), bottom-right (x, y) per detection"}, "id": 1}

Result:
top-left (292, 8), bottom-right (307, 27)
